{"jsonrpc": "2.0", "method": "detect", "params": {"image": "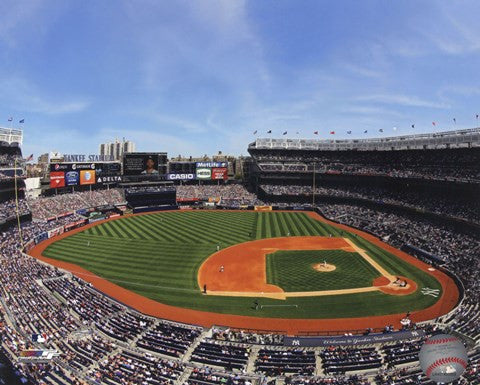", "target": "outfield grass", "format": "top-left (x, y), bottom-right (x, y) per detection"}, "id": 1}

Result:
top-left (266, 250), bottom-right (380, 291)
top-left (42, 211), bottom-right (443, 319)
